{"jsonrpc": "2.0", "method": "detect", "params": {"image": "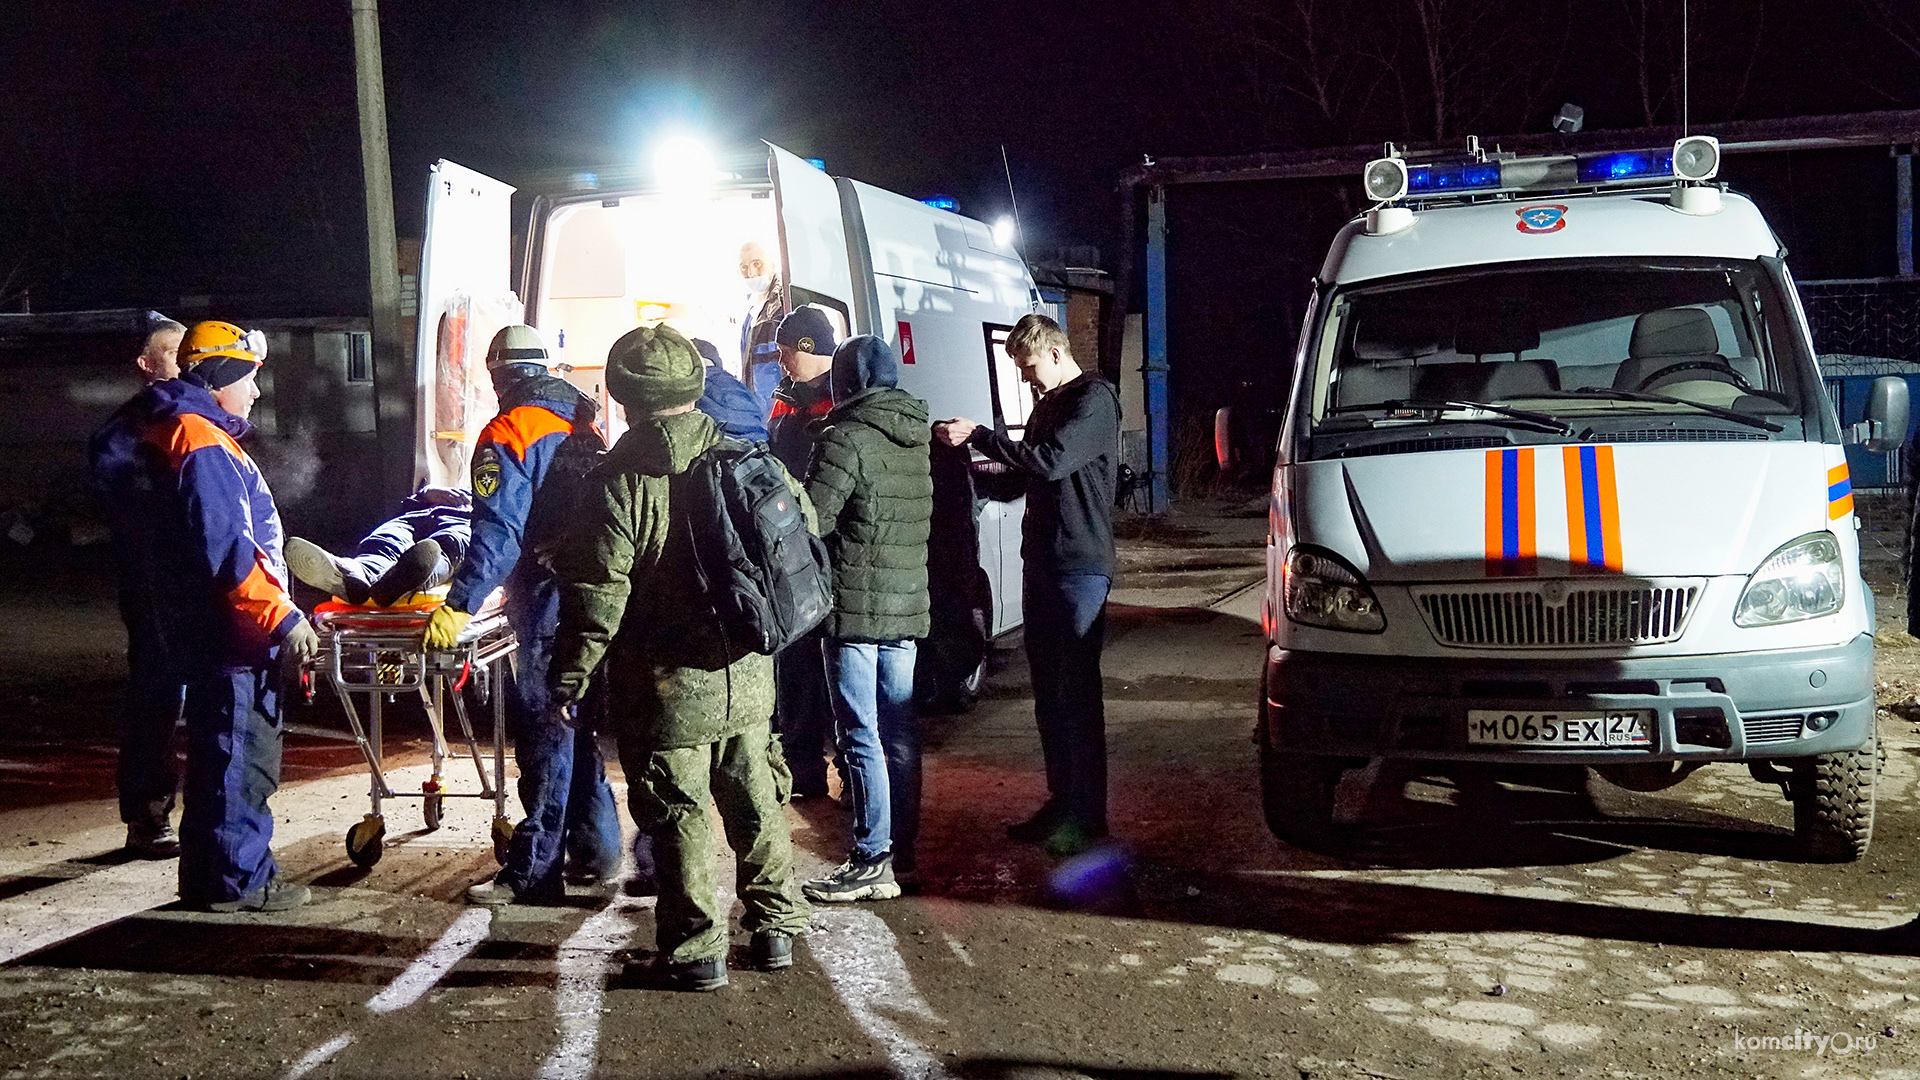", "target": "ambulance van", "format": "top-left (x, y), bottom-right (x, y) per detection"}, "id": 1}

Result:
top-left (412, 145), bottom-right (1047, 708)
top-left (1236, 137), bottom-right (1908, 859)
